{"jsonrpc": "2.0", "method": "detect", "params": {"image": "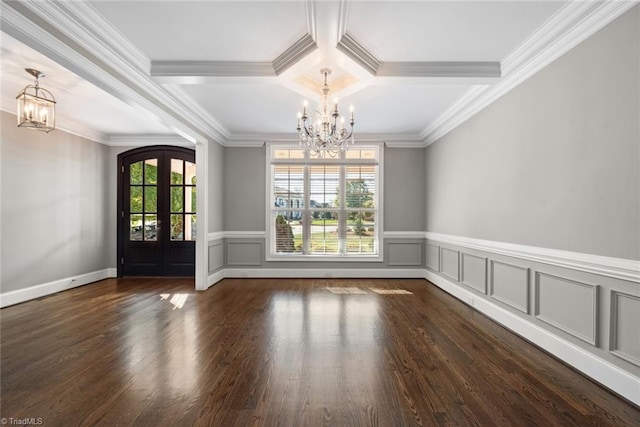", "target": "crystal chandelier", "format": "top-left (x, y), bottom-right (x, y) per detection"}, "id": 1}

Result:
top-left (16, 68), bottom-right (56, 133)
top-left (296, 68), bottom-right (354, 156)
